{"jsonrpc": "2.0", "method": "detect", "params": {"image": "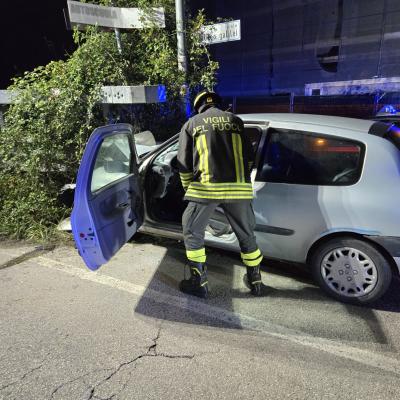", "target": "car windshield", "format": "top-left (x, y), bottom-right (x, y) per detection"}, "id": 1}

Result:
top-left (136, 144), bottom-right (160, 157)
